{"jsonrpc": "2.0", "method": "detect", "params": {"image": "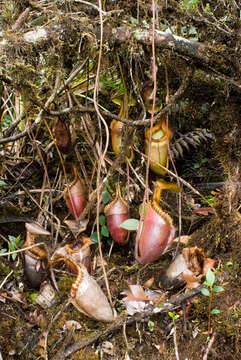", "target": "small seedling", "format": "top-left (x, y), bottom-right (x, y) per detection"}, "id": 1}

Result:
top-left (102, 189), bottom-right (111, 204)
top-left (115, 300), bottom-right (125, 313)
top-left (168, 311), bottom-right (180, 323)
top-left (0, 235), bottom-right (23, 261)
top-left (147, 320), bottom-right (155, 332)
top-left (90, 214), bottom-right (109, 243)
top-left (0, 180), bottom-right (7, 186)
top-left (201, 268), bottom-right (224, 334)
